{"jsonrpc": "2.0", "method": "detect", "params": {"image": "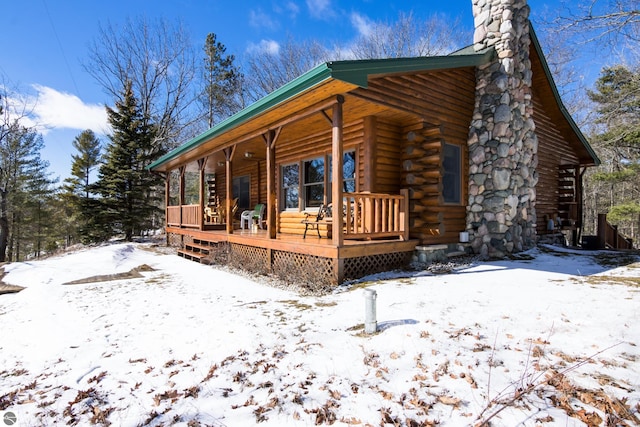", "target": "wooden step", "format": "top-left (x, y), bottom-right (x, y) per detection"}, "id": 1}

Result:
top-left (194, 238), bottom-right (220, 246)
top-left (178, 249), bottom-right (208, 264)
top-left (185, 242), bottom-right (213, 252)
